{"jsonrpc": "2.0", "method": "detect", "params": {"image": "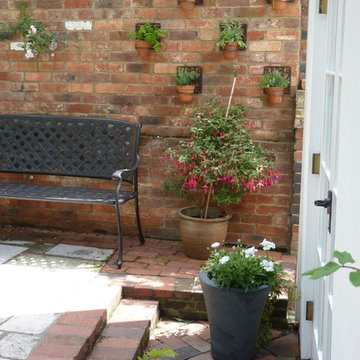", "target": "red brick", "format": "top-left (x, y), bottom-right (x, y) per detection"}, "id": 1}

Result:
top-left (65, 0), bottom-right (91, 8)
